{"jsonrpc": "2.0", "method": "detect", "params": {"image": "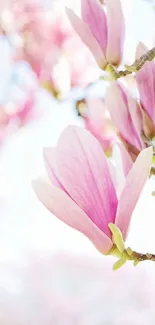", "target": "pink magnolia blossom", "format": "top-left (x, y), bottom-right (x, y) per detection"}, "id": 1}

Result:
top-left (41, 18), bottom-right (99, 97)
top-left (9, 93), bottom-right (36, 126)
top-left (136, 42), bottom-right (155, 125)
top-left (14, 6), bottom-right (68, 79)
top-left (81, 98), bottom-right (117, 154)
top-left (66, 0), bottom-right (125, 69)
top-left (6, 1), bottom-right (71, 81)
top-left (64, 35), bottom-right (99, 88)
top-left (0, 76), bottom-right (40, 144)
top-left (105, 81), bottom-right (146, 159)
top-left (11, 1), bottom-right (98, 98)
top-left (0, 93), bottom-right (37, 139)
top-left (117, 141), bottom-right (133, 177)
top-left (33, 126), bottom-right (152, 254)
top-left (43, 35), bottom-right (99, 99)
top-left (109, 141), bottom-right (134, 198)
